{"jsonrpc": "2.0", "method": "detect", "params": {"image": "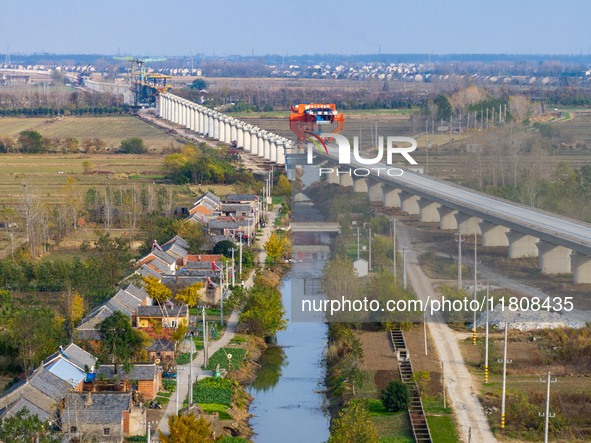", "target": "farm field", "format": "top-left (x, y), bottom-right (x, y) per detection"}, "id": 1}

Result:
top-left (0, 115), bottom-right (182, 151)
